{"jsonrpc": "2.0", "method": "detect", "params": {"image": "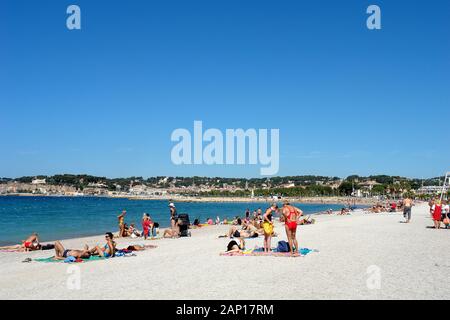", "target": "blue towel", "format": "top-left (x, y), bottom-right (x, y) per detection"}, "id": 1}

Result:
top-left (64, 256), bottom-right (76, 263)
